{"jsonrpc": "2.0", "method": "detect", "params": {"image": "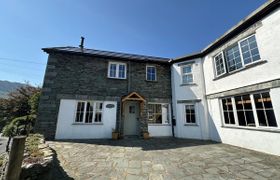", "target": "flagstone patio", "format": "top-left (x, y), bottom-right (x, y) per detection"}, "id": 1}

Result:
top-left (48, 138), bottom-right (280, 180)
